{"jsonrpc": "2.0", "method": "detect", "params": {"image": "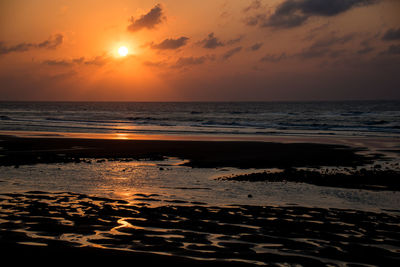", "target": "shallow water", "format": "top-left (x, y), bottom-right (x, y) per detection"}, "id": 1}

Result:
top-left (0, 158), bottom-right (399, 213)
